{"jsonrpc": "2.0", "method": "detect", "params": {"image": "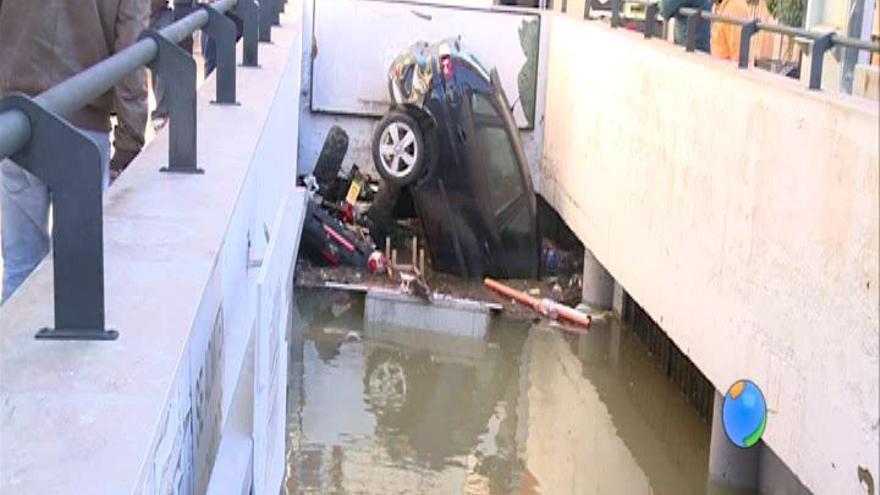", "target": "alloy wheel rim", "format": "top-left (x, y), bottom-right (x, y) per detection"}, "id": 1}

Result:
top-left (378, 121), bottom-right (418, 179)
